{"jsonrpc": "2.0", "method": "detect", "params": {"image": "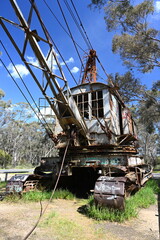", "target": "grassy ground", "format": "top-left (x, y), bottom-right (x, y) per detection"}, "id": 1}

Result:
top-left (4, 188), bottom-right (75, 202)
top-left (1, 179), bottom-right (158, 223)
